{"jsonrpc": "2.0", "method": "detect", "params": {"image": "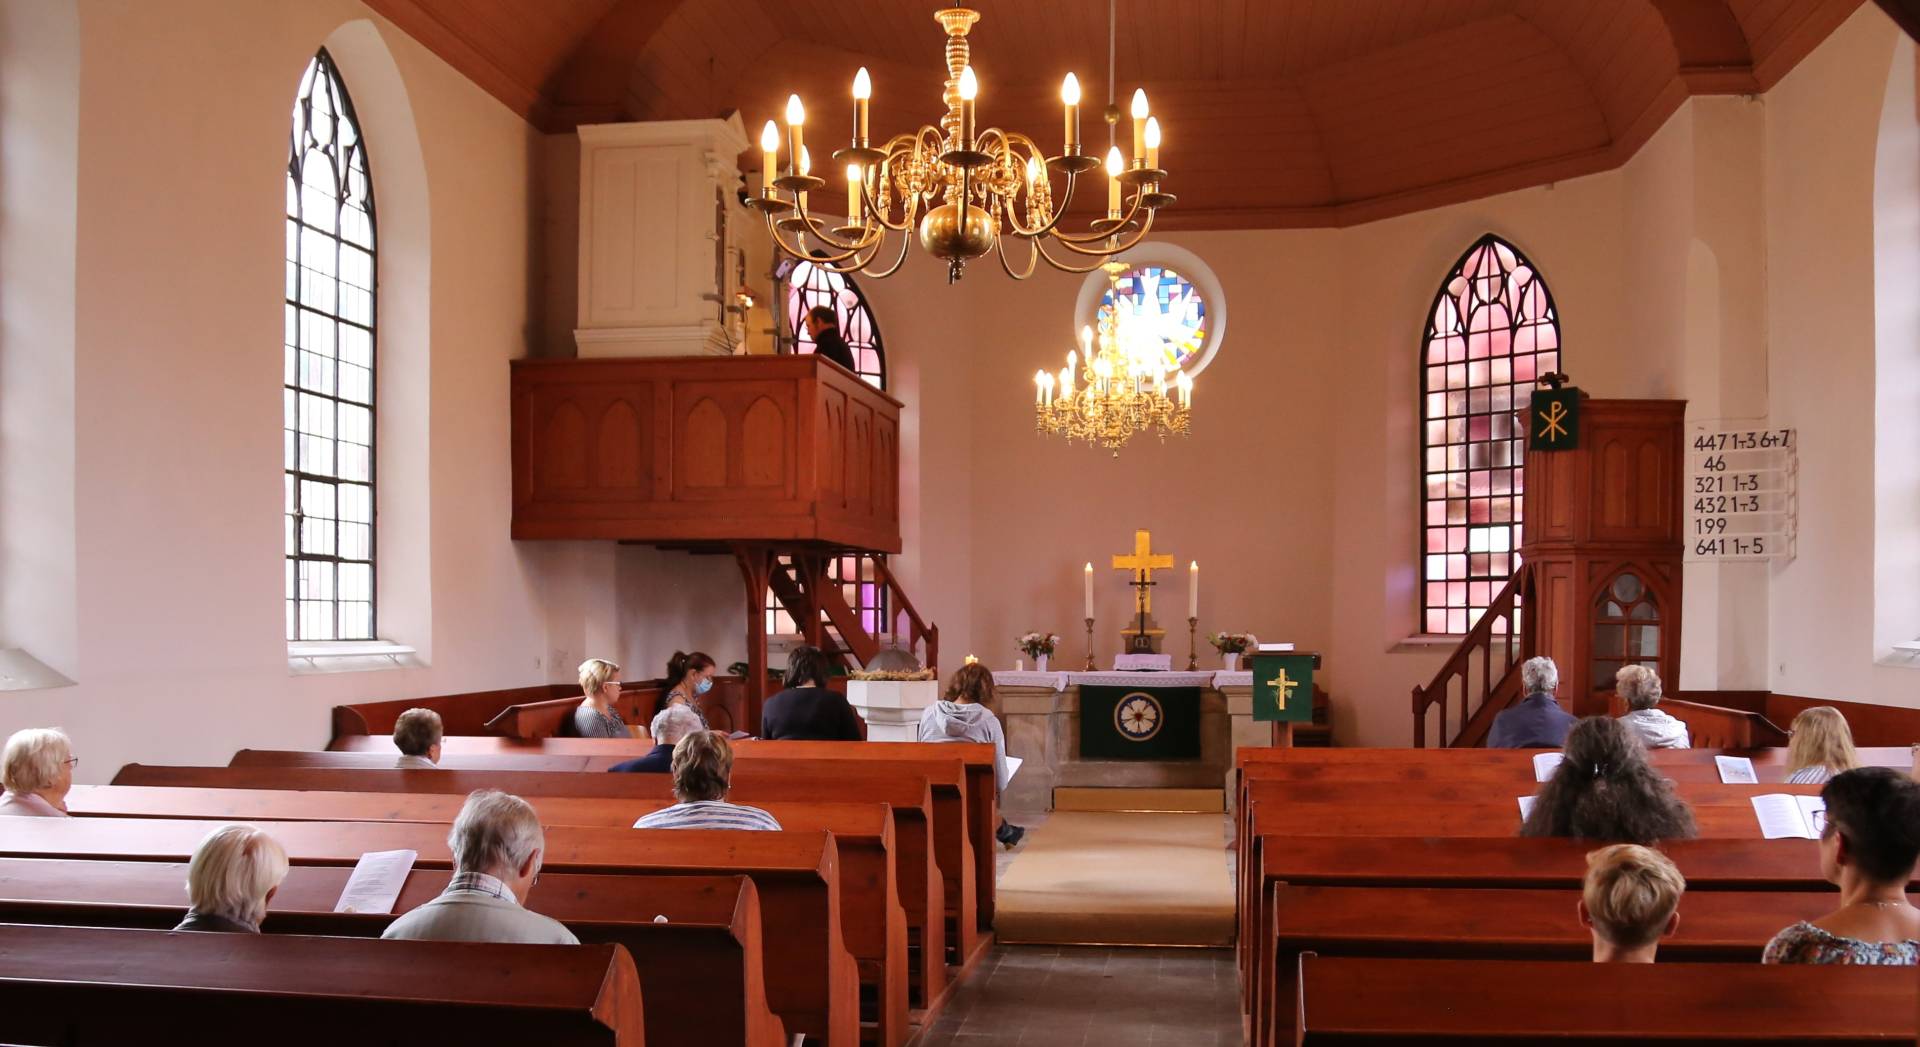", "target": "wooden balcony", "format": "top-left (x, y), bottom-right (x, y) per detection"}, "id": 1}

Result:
top-left (511, 355), bottom-right (902, 552)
